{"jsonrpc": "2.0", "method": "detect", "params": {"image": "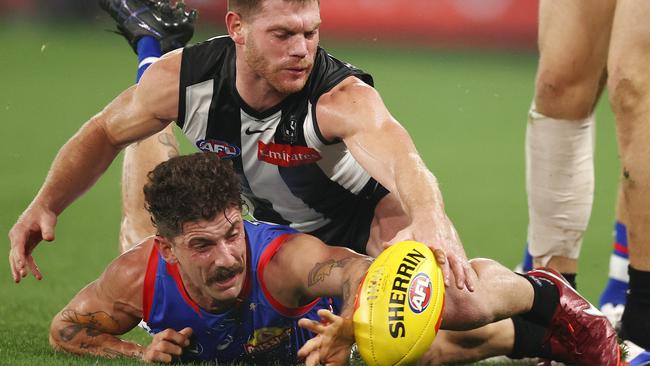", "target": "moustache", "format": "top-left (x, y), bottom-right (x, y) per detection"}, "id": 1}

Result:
top-left (207, 263), bottom-right (244, 285)
top-left (284, 60), bottom-right (312, 70)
